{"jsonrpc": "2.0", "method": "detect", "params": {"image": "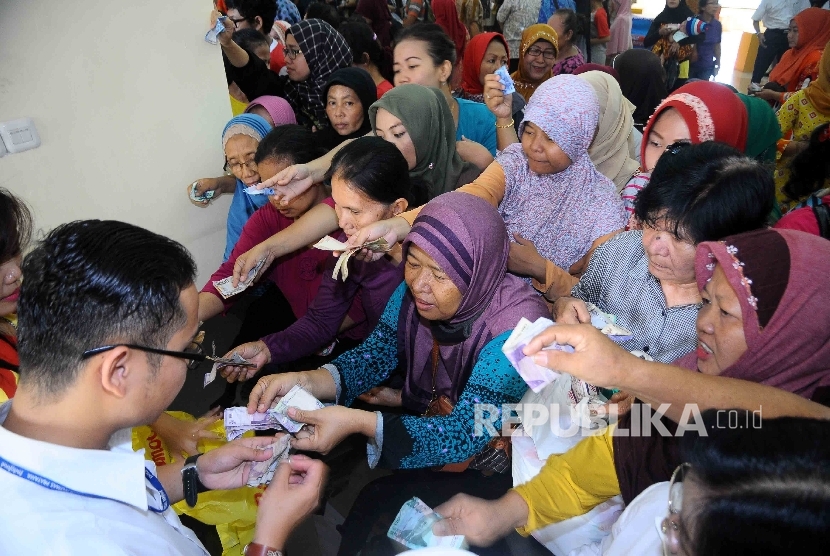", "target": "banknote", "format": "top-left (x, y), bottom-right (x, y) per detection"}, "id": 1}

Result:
top-left (205, 16), bottom-right (228, 45)
top-left (313, 235), bottom-right (391, 281)
top-left (224, 407), bottom-right (284, 441)
top-left (268, 384), bottom-right (324, 433)
top-left (244, 184), bottom-right (275, 196)
top-left (494, 65), bottom-right (516, 95)
top-left (387, 497), bottom-right (466, 550)
top-left (585, 303), bottom-right (633, 342)
top-left (247, 434), bottom-right (291, 487)
top-left (190, 182), bottom-right (216, 203)
top-left (502, 317), bottom-right (574, 393)
top-left (211, 258), bottom-right (267, 299)
top-left (203, 350), bottom-right (256, 388)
